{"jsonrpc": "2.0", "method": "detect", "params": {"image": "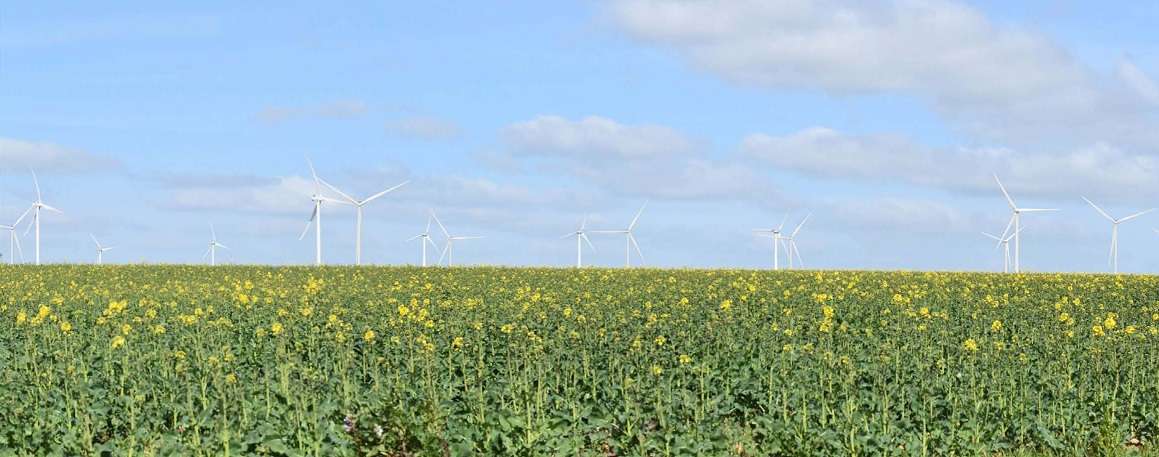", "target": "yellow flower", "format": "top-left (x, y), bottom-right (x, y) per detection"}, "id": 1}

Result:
top-left (120, 323), bottom-right (132, 336)
top-left (1058, 312), bottom-right (1072, 324)
top-left (452, 336), bottom-right (464, 349)
top-left (650, 365), bottom-right (663, 376)
top-left (719, 299), bottom-right (732, 311)
top-left (362, 328), bottom-right (376, 343)
top-left (173, 350), bottom-right (186, 360)
top-left (59, 321), bottom-right (72, 334)
top-left (225, 373), bottom-right (237, 384)
top-left (15, 311), bottom-right (26, 325)
top-left (1103, 315), bottom-right (1117, 330)
top-left (991, 320), bottom-right (1002, 332)
top-left (654, 335), bottom-right (666, 346)
top-left (1125, 325), bottom-right (1137, 335)
top-left (1092, 324), bottom-right (1105, 337)
top-left (678, 354), bottom-right (692, 365)
top-left (110, 335), bottom-right (126, 350)
top-left (270, 322), bottom-right (284, 336)
top-left (822, 305), bottom-right (835, 319)
top-left (500, 323), bottom-right (515, 334)
top-left (152, 324), bottom-right (166, 334)
top-left (963, 338), bottom-right (979, 352)
top-left (919, 307), bottom-right (930, 318)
